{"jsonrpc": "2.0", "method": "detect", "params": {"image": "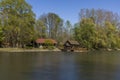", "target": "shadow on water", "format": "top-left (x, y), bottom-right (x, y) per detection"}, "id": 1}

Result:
top-left (0, 51), bottom-right (120, 80)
